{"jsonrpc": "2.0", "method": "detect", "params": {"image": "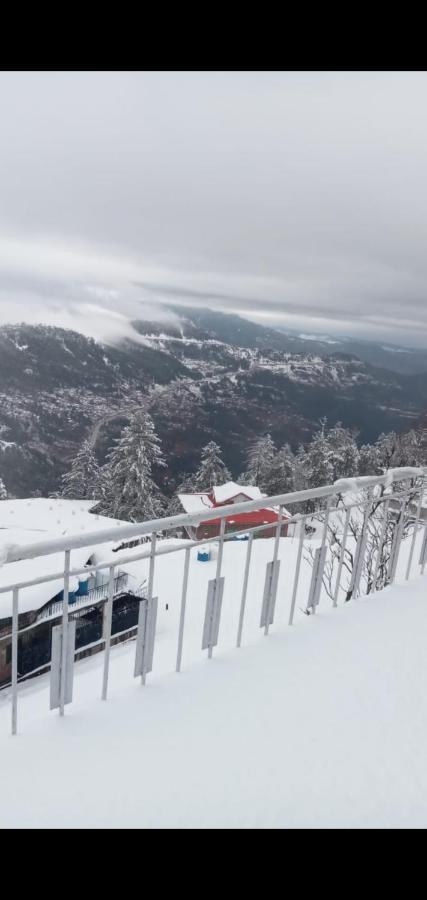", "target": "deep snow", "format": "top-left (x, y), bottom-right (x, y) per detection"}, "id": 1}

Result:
top-left (0, 528), bottom-right (427, 828)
